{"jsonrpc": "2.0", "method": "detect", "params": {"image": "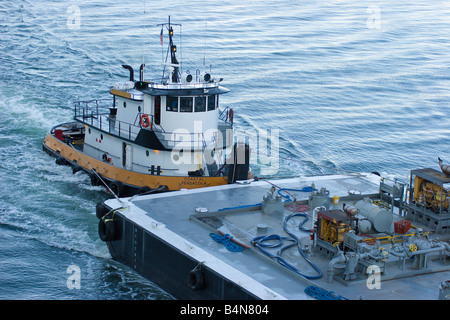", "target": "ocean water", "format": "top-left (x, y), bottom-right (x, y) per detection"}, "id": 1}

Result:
top-left (0, 0), bottom-right (449, 299)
